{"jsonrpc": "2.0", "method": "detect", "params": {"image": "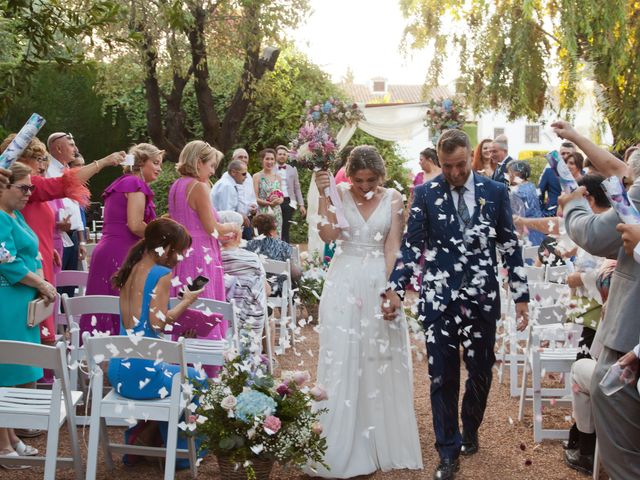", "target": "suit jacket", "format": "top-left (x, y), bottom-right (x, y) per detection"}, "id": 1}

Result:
top-left (492, 155), bottom-right (514, 185)
top-left (390, 172), bottom-right (529, 327)
top-left (278, 164), bottom-right (305, 206)
top-left (564, 180), bottom-right (640, 353)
